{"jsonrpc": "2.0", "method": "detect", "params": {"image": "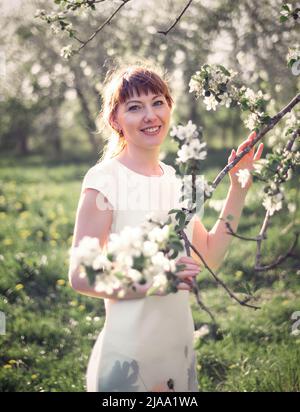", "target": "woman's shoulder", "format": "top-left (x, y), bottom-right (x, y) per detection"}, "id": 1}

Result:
top-left (85, 158), bottom-right (117, 175)
top-left (160, 161), bottom-right (177, 176)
